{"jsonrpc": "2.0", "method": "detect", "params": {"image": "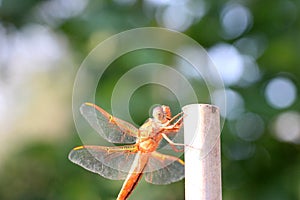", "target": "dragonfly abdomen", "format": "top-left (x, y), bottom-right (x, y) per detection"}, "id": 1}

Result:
top-left (117, 153), bottom-right (149, 200)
